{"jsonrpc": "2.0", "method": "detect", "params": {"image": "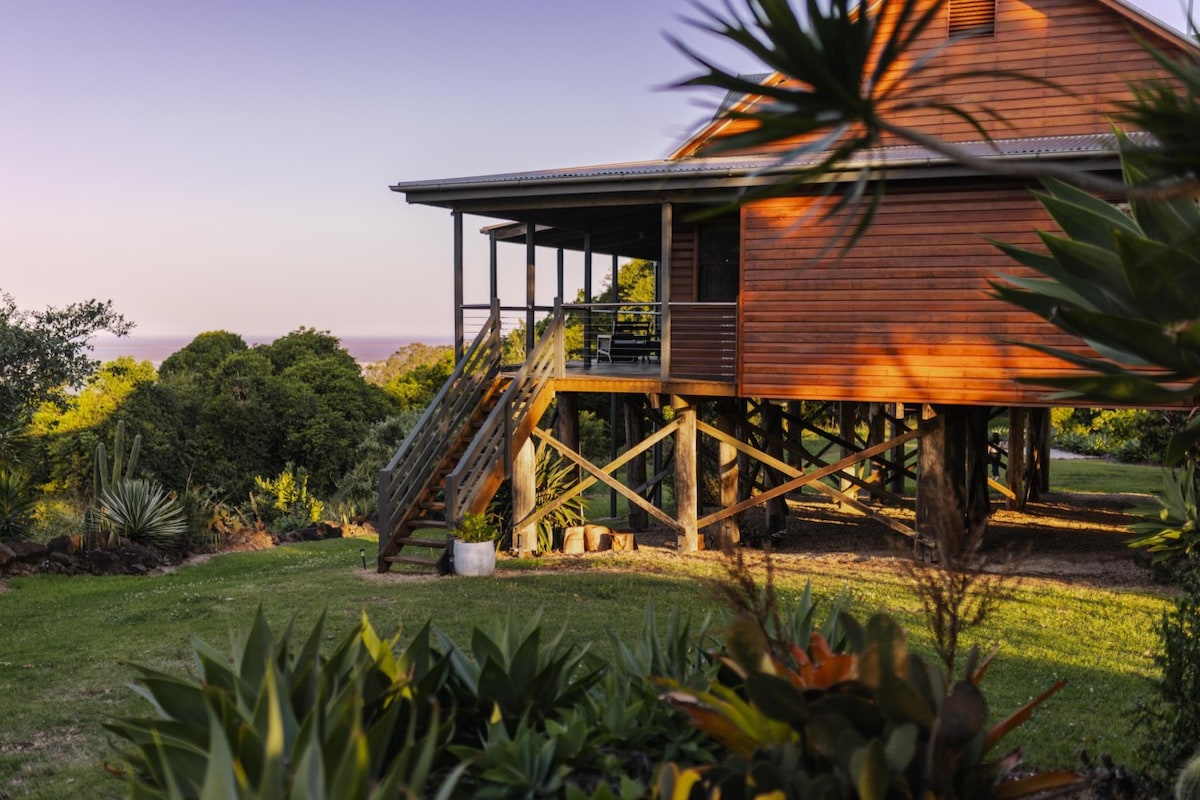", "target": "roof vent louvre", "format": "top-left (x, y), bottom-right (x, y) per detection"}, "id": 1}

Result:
top-left (949, 0), bottom-right (996, 36)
